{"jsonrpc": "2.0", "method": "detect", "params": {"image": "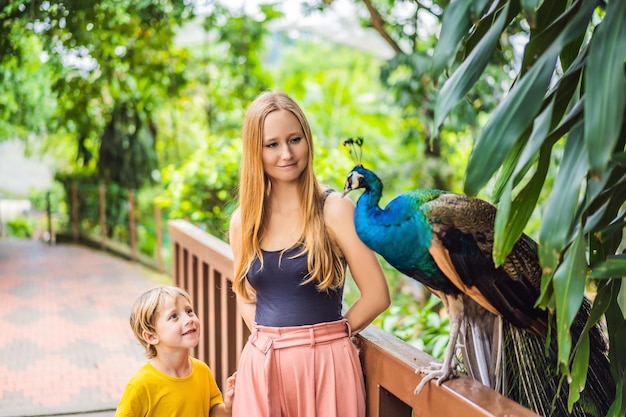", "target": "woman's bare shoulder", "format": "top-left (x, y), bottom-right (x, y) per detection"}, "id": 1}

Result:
top-left (322, 190), bottom-right (355, 226)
